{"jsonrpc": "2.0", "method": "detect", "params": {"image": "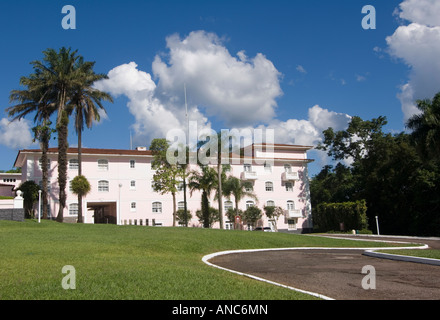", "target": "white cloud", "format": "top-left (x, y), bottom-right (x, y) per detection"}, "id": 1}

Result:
top-left (296, 65), bottom-right (307, 74)
top-left (95, 31), bottom-right (351, 159)
top-left (0, 118), bottom-right (33, 149)
top-left (386, 0), bottom-right (440, 121)
top-left (397, 0), bottom-right (440, 27)
top-left (152, 31), bottom-right (283, 127)
top-left (94, 61), bottom-right (211, 146)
